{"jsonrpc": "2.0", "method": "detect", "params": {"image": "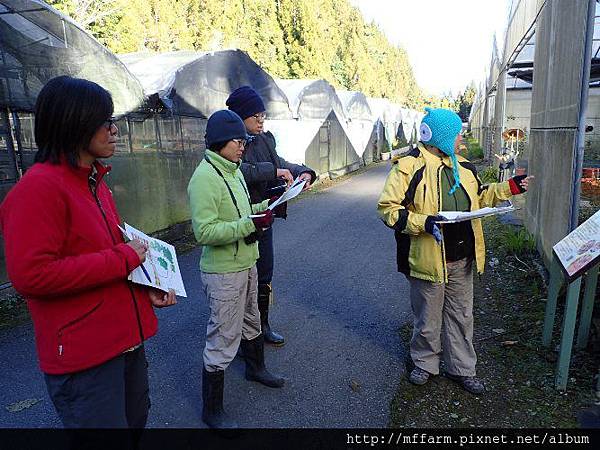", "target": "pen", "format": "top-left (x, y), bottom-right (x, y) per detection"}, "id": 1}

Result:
top-left (140, 263), bottom-right (152, 283)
